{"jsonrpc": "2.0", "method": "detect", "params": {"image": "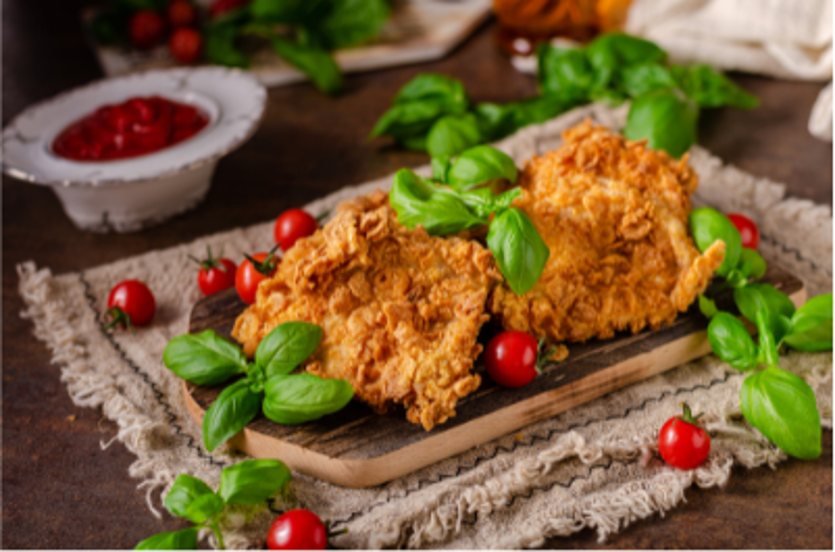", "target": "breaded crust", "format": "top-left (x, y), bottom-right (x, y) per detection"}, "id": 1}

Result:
top-left (489, 121), bottom-right (725, 343)
top-left (233, 191), bottom-right (503, 430)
